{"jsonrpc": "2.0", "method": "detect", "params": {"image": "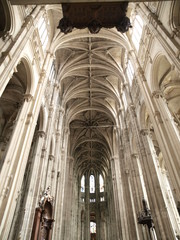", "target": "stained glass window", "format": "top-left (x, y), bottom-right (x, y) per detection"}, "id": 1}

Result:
top-left (99, 174), bottom-right (104, 192)
top-left (90, 175), bottom-right (95, 193)
top-left (81, 175), bottom-right (85, 192)
top-left (132, 15), bottom-right (143, 51)
top-left (127, 60), bottom-right (134, 86)
top-left (38, 16), bottom-right (48, 51)
top-left (90, 222), bottom-right (96, 233)
top-left (100, 197), bottom-right (105, 202)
